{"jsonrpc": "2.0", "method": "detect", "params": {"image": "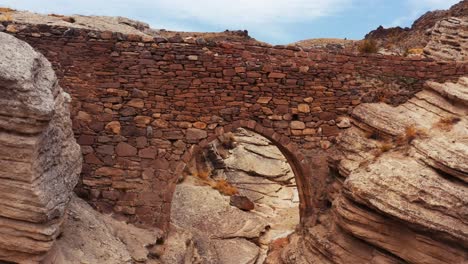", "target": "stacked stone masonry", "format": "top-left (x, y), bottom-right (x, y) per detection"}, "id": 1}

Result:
top-left (4, 22), bottom-right (467, 231)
